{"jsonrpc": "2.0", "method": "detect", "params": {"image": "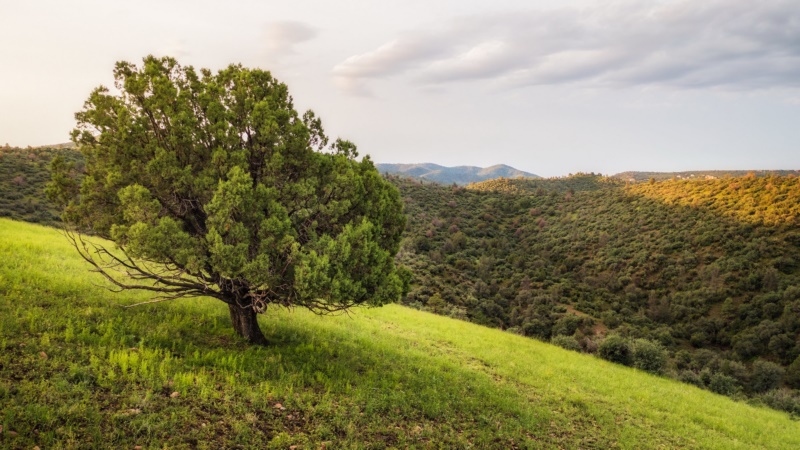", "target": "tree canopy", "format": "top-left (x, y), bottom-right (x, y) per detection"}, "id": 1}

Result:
top-left (50, 55), bottom-right (407, 344)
